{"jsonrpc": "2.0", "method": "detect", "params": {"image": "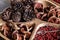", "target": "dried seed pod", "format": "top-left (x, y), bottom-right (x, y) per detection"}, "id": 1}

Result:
top-left (11, 11), bottom-right (21, 22)
top-left (23, 5), bottom-right (36, 21)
